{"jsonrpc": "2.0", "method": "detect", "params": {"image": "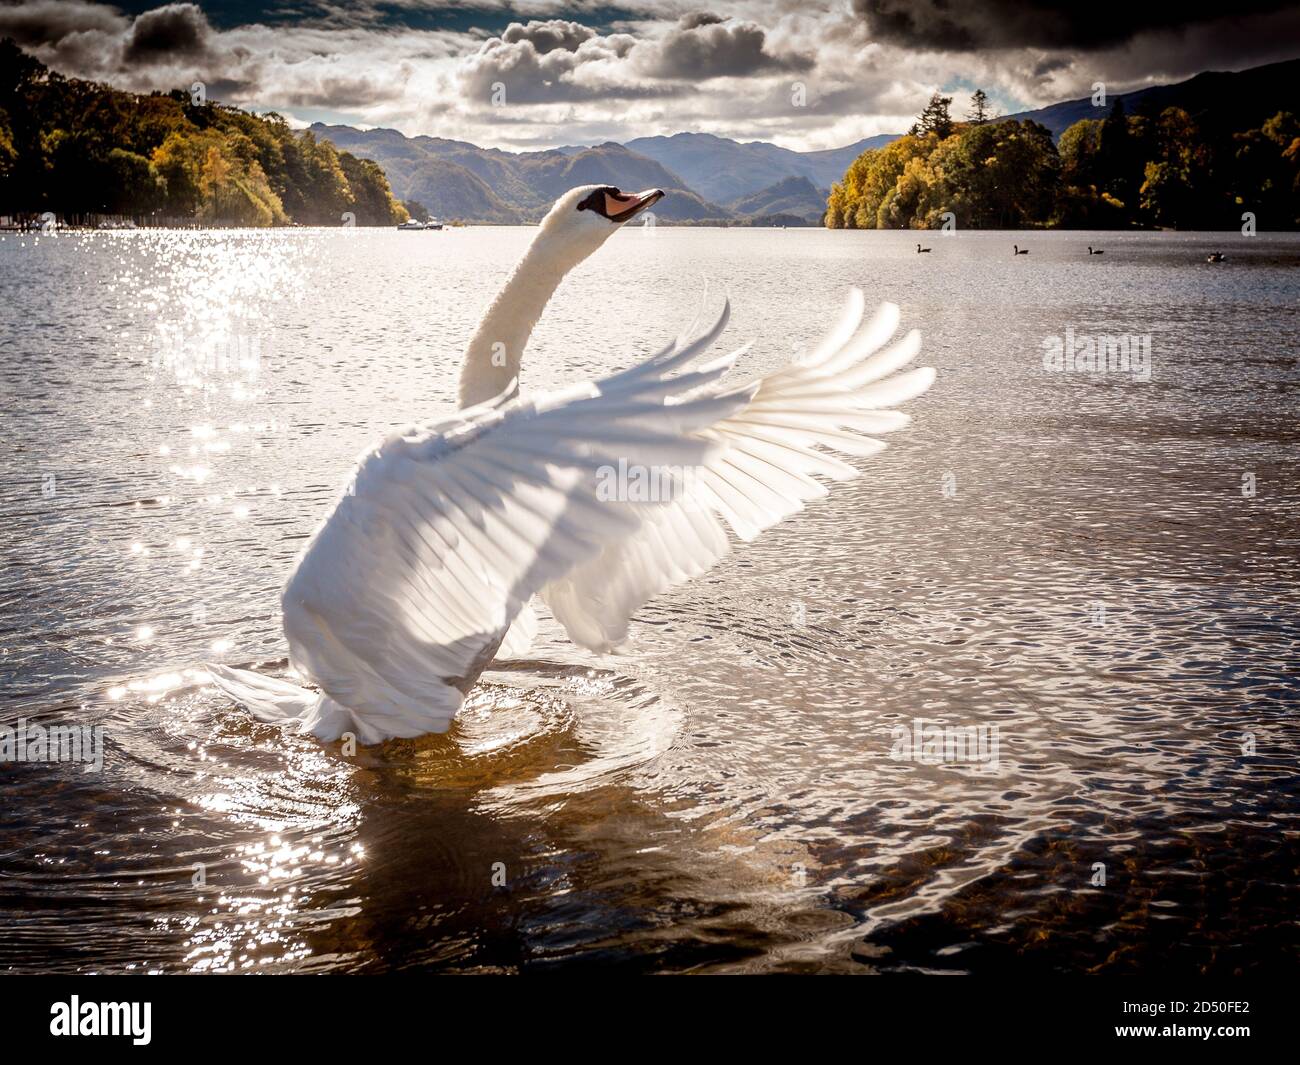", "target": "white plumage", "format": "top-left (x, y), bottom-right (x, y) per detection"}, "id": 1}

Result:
top-left (208, 185), bottom-right (934, 743)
